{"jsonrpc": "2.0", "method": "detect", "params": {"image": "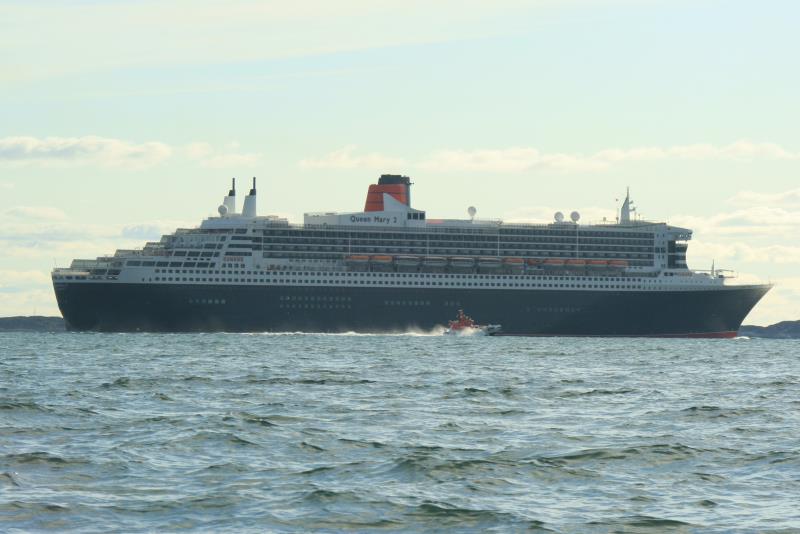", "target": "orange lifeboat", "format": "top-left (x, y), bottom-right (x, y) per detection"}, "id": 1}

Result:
top-left (587, 259), bottom-right (609, 270)
top-left (370, 255), bottom-right (393, 263)
top-left (608, 259), bottom-right (629, 268)
top-left (542, 258), bottom-right (566, 269)
top-left (565, 259), bottom-right (587, 267)
top-left (504, 257), bottom-right (525, 273)
top-left (370, 255), bottom-right (394, 271)
top-left (526, 258), bottom-right (543, 266)
top-left (345, 255), bottom-right (370, 271)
